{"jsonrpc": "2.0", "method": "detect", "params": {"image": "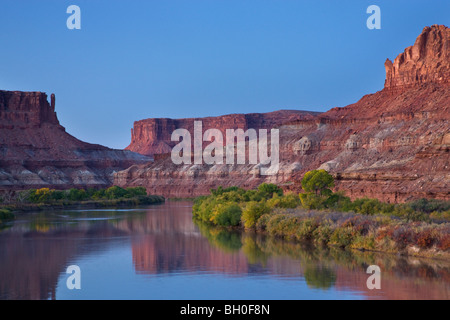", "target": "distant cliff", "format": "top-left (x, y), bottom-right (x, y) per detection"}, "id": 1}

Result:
top-left (0, 91), bottom-right (150, 190)
top-left (115, 25), bottom-right (450, 202)
top-left (125, 110), bottom-right (319, 156)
